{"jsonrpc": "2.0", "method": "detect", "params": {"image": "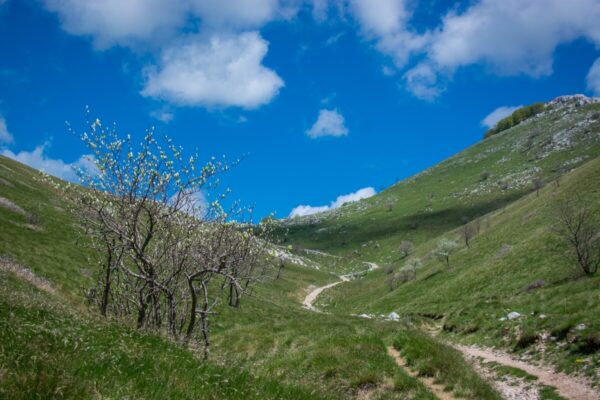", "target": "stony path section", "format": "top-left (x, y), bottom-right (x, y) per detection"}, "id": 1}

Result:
top-left (387, 346), bottom-right (456, 400)
top-left (457, 345), bottom-right (599, 400)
